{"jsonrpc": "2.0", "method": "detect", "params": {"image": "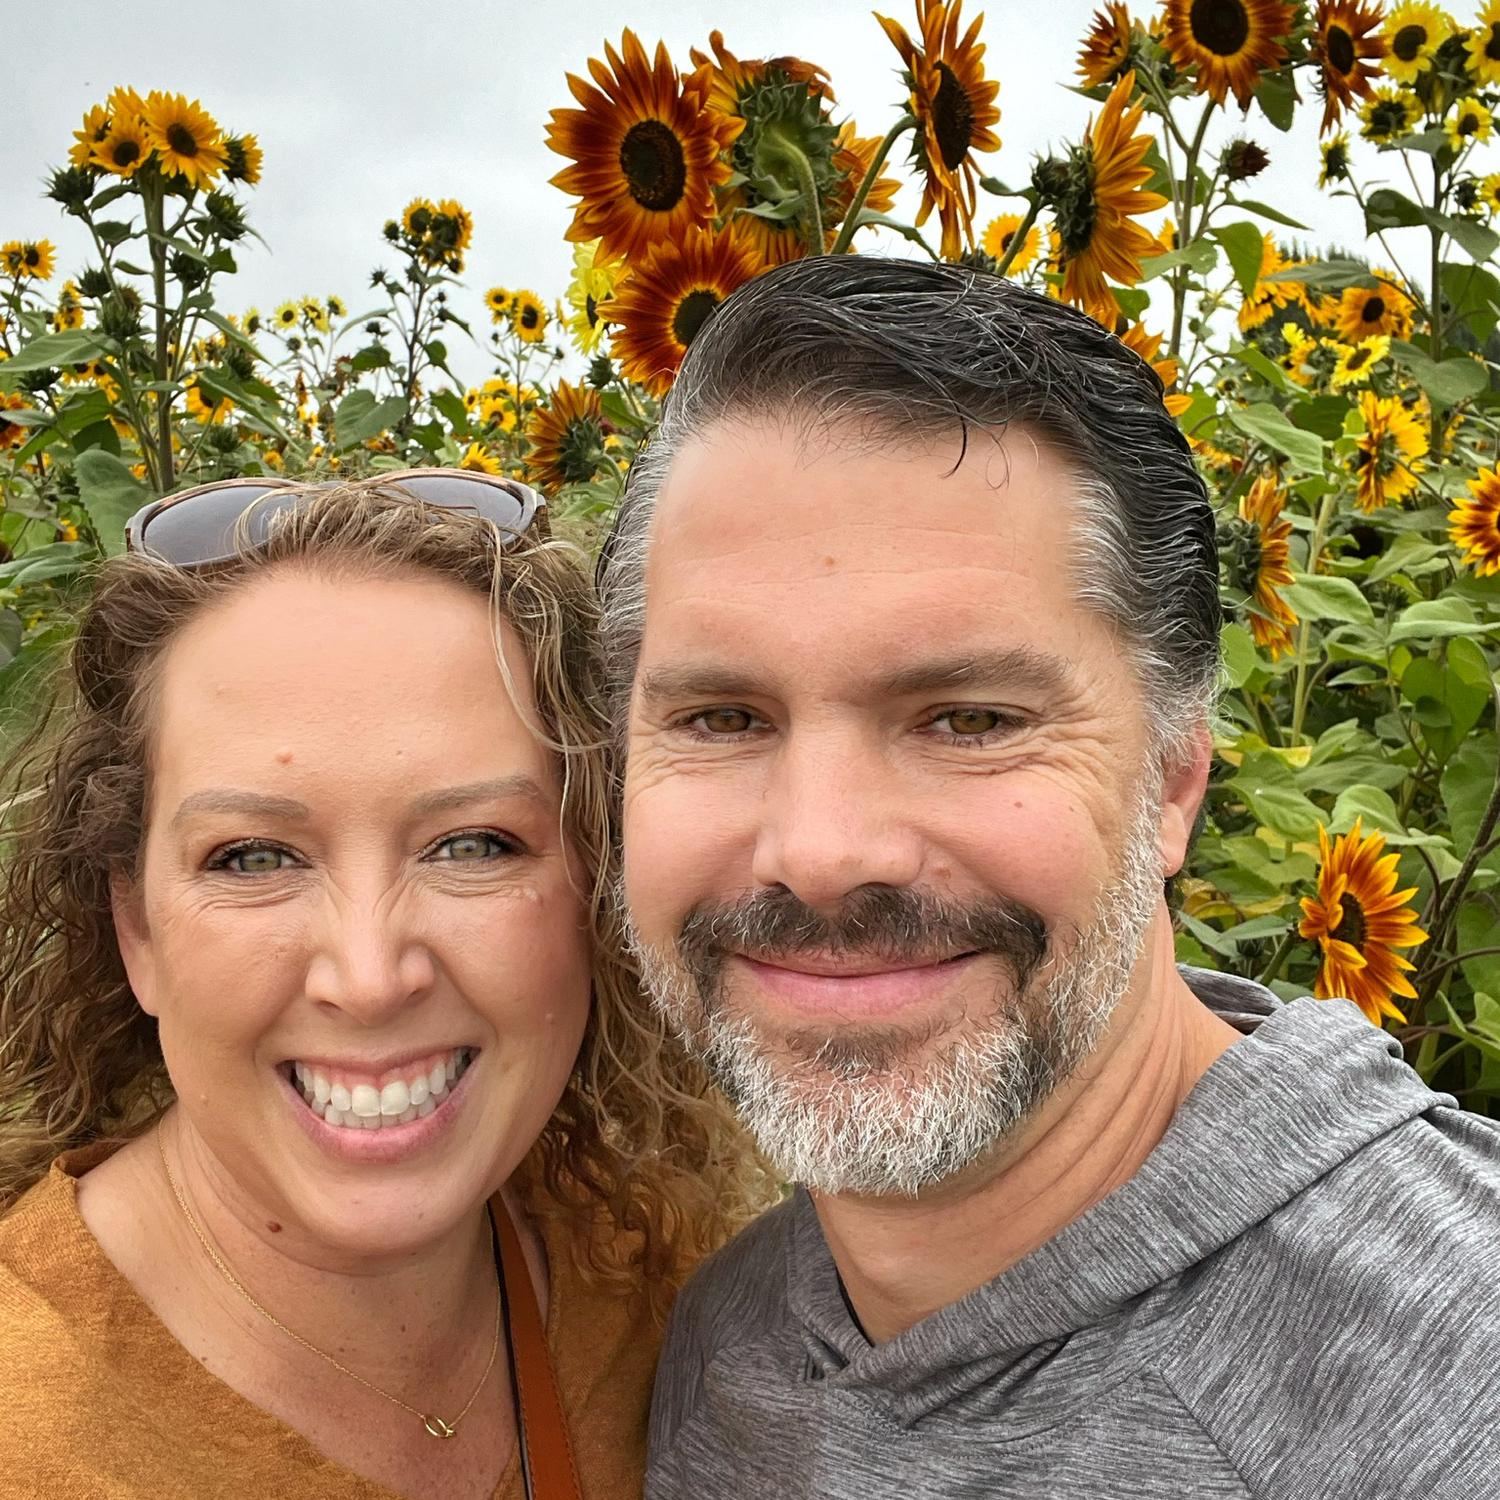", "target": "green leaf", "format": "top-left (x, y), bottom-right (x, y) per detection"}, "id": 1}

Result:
top-left (1442, 732), bottom-right (1497, 856)
top-left (1366, 531), bottom-right (1446, 584)
top-left (1457, 901), bottom-right (1500, 998)
top-left (73, 449), bottom-right (149, 557)
top-left (431, 389), bottom-right (470, 432)
top-left (1279, 572), bottom-right (1375, 626)
top-left (1221, 621), bottom-right (1262, 687)
top-left (0, 609), bottom-right (22, 668)
top-left (1227, 197), bottom-right (1309, 231)
top-left (1329, 785), bottom-right (1446, 847)
top-left (0, 543), bottom-right (91, 588)
top-left (1393, 128), bottom-right (1449, 156)
top-left (1363, 188), bottom-right (1425, 234)
top-left (1226, 774), bottom-right (1325, 840)
top-left (1430, 210), bottom-right (1500, 264)
top-left (1272, 259), bottom-right (1378, 291)
top-left (1389, 598), bottom-right (1497, 642)
top-left (1213, 222), bottom-right (1266, 299)
top-left (1254, 69), bottom-right (1296, 131)
top-left (1225, 403), bottom-right (1325, 473)
top-left (0, 330), bottom-right (105, 381)
top-left (1439, 262), bottom-right (1500, 343)
top-left (333, 390), bottom-right (408, 450)
top-left (1138, 239), bottom-right (1218, 279)
top-left (1389, 339), bottom-right (1489, 406)
top-left (1401, 646), bottom-right (1490, 762)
